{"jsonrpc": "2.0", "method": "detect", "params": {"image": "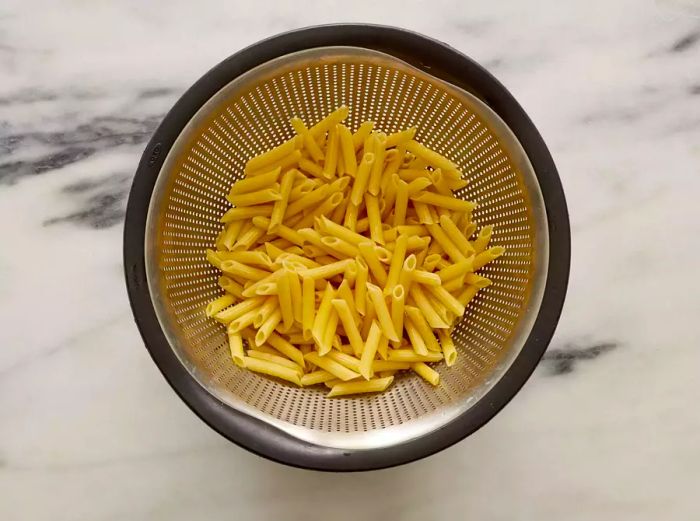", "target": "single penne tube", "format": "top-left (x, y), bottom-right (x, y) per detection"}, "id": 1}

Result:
top-left (227, 330), bottom-right (245, 367)
top-left (276, 270), bottom-right (294, 332)
top-left (220, 204), bottom-right (274, 223)
top-left (411, 191), bottom-right (477, 213)
top-left (439, 214), bottom-right (475, 256)
top-left (473, 246), bottom-right (506, 271)
top-left (290, 117), bottom-right (325, 162)
top-left (243, 356), bottom-right (301, 386)
top-left (397, 254), bottom-right (417, 295)
top-left (437, 258), bottom-right (473, 282)
top-left (446, 177), bottom-right (469, 190)
top-left (381, 179), bottom-right (397, 221)
top-left (456, 285), bottom-right (480, 307)
top-left (336, 280), bottom-right (361, 325)
top-left (255, 308), bottom-right (282, 346)
top-left (426, 223), bottom-right (467, 263)
top-left (216, 250), bottom-right (273, 269)
top-left (332, 299), bottom-right (364, 357)
top-left (364, 194), bottom-right (384, 245)
top-left (426, 284), bottom-right (466, 317)
top-left (359, 321), bottom-right (382, 380)
top-left (320, 307), bottom-right (339, 355)
top-left (330, 194), bottom-right (350, 224)
top-left (227, 187), bottom-right (282, 207)
top-left (411, 269), bottom-right (441, 286)
top-left (326, 350), bottom-right (362, 374)
top-left (368, 132), bottom-right (387, 195)
top-left (352, 121), bottom-right (375, 150)
top-left (247, 149), bottom-right (301, 178)
top-left (214, 296), bottom-right (266, 323)
top-left (228, 167), bottom-right (281, 196)
top-left (393, 179), bottom-right (409, 226)
top-left (366, 283), bottom-right (400, 342)
top-left (311, 283), bottom-right (335, 345)
top-left (220, 260), bottom-right (270, 281)
top-left (206, 294), bottom-right (235, 317)
top-left (320, 236), bottom-right (359, 259)
top-left (404, 139), bottom-right (459, 173)
top-left (255, 217), bottom-right (306, 247)
top-left (464, 273), bottom-right (492, 288)
top-left (405, 320), bottom-right (429, 355)
top-left (385, 127), bottom-right (417, 149)
top-left (358, 242), bottom-right (388, 286)
top-left (285, 269), bottom-right (303, 323)
top-left (301, 370), bottom-right (336, 386)
top-left (289, 178), bottom-right (316, 202)
top-left (355, 257), bottom-right (368, 315)
top-left (373, 360), bottom-right (410, 371)
top-left (304, 352), bottom-right (360, 381)
top-left (387, 349), bottom-right (443, 363)
top-left (253, 296), bottom-right (278, 328)
top-left (247, 350), bottom-right (302, 373)
top-left (412, 362), bottom-right (440, 386)
top-left (376, 334), bottom-right (389, 360)
top-left (390, 284), bottom-right (406, 348)
top-left (318, 216), bottom-right (367, 246)
top-left (244, 136), bottom-right (300, 175)
top-left (405, 305), bottom-right (442, 352)
top-left (398, 168), bottom-right (430, 182)
top-left (437, 329), bottom-right (457, 367)
top-left (268, 168), bottom-right (296, 232)
top-left (218, 275), bottom-right (244, 298)
top-left (299, 259), bottom-right (353, 280)
top-left (302, 276), bottom-right (315, 339)
top-left (327, 376), bottom-right (394, 397)
top-left (360, 295), bottom-right (377, 339)
top-left (473, 225), bottom-right (494, 253)
top-left (308, 105), bottom-right (349, 138)
top-left (343, 201), bottom-right (360, 231)
top-left (337, 124), bottom-right (357, 176)
top-left (350, 152), bottom-right (374, 205)
top-left (384, 234), bottom-right (408, 294)
top-left (322, 127), bottom-right (340, 179)
top-left (294, 192), bottom-right (344, 229)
